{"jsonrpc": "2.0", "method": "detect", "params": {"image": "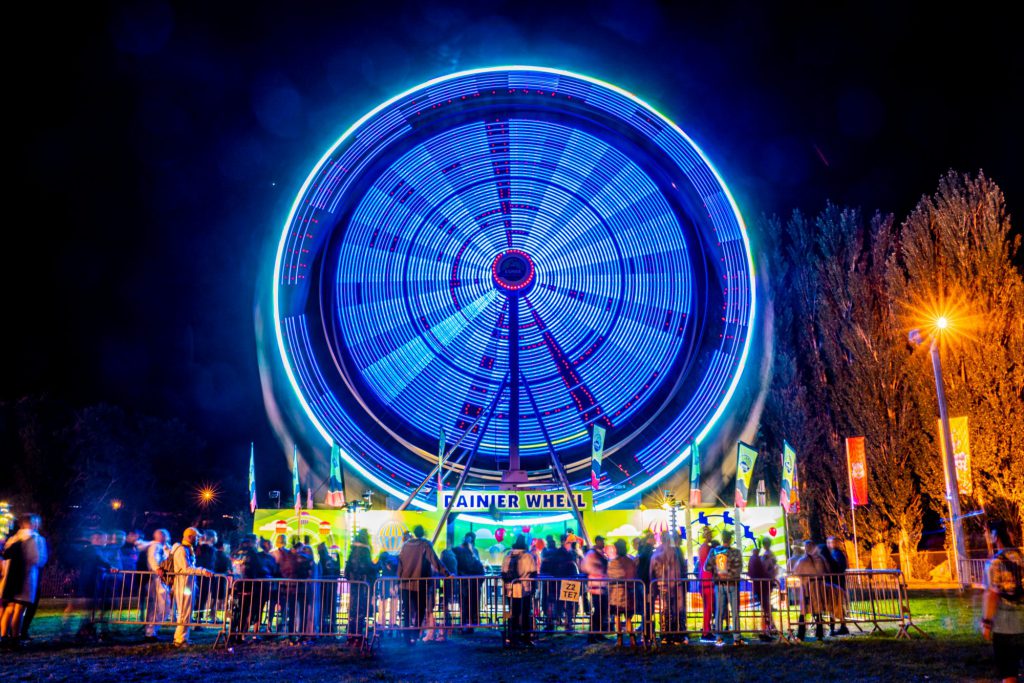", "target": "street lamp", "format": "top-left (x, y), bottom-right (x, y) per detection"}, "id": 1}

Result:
top-left (909, 319), bottom-right (968, 589)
